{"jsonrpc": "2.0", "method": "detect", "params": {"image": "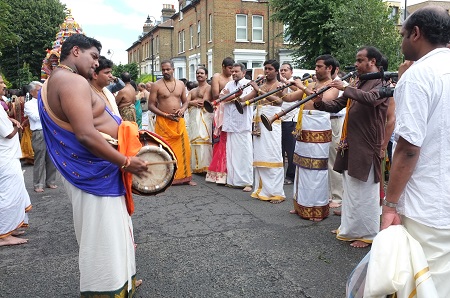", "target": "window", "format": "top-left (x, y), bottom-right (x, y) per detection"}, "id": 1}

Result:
top-left (236, 14), bottom-right (247, 41)
top-left (189, 25), bottom-right (194, 49)
top-left (156, 36), bottom-right (159, 54)
top-left (178, 30), bottom-right (185, 53)
top-left (208, 14), bottom-right (212, 42)
top-left (283, 24), bottom-right (291, 44)
top-left (252, 15), bottom-right (263, 42)
top-left (197, 21), bottom-right (201, 47)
